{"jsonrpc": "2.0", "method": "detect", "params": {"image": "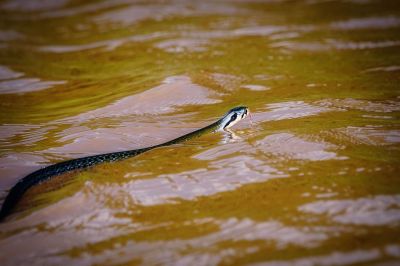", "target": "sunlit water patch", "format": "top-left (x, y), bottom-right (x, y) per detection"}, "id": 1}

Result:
top-left (241, 84), bottom-right (270, 91)
top-left (326, 126), bottom-right (400, 146)
top-left (254, 101), bottom-right (331, 122)
top-left (193, 141), bottom-right (253, 160)
top-left (38, 23), bottom-right (313, 55)
top-left (39, 32), bottom-right (170, 53)
top-left (330, 16), bottom-right (400, 30)
top-left (250, 248), bottom-right (389, 266)
top-left (155, 38), bottom-right (211, 53)
top-left (0, 65), bottom-right (22, 79)
top-left (0, 64), bottom-right (66, 94)
top-left (317, 98), bottom-right (400, 113)
top-left (65, 75), bottom-right (220, 122)
top-left (209, 72), bottom-right (244, 91)
top-left (0, 216), bottom-right (333, 266)
top-left (0, 78), bottom-right (66, 94)
top-left (256, 133), bottom-right (344, 161)
top-left (104, 155), bottom-right (286, 206)
top-left (92, 2), bottom-right (244, 26)
top-left (364, 65), bottom-right (400, 73)
top-left (0, 124), bottom-right (38, 141)
top-left (272, 39), bottom-right (400, 52)
top-left (1, 0), bottom-right (68, 12)
top-left (299, 195), bottom-right (400, 226)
